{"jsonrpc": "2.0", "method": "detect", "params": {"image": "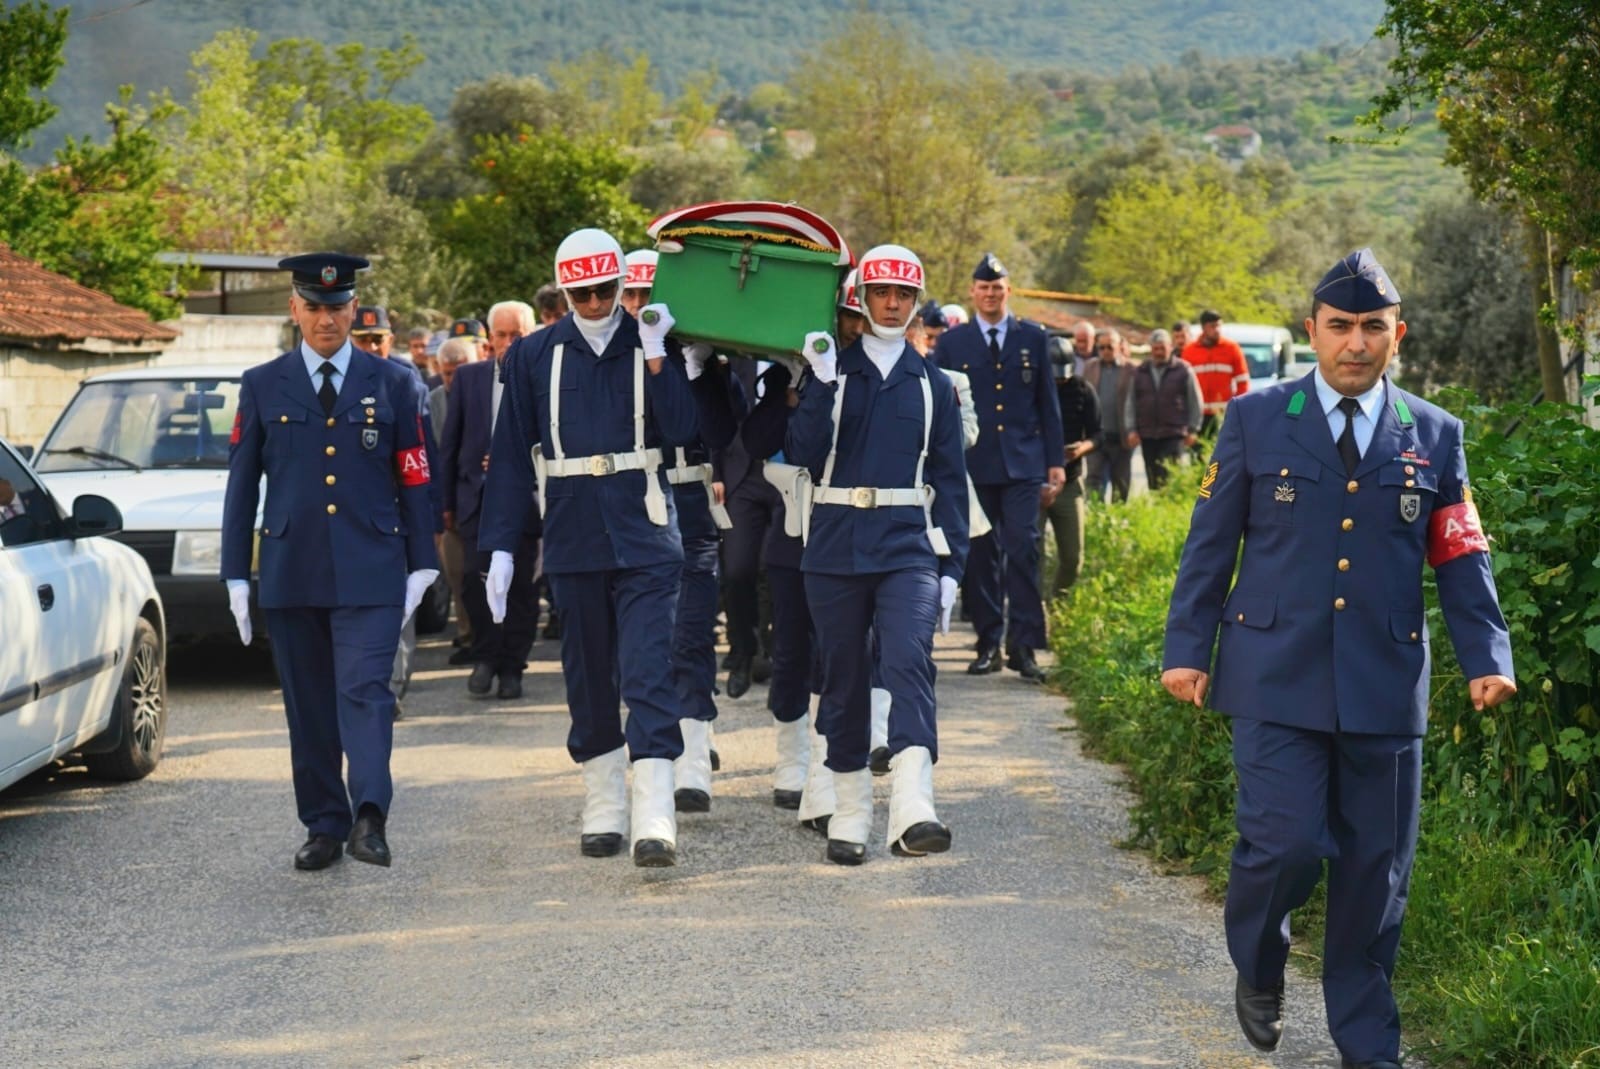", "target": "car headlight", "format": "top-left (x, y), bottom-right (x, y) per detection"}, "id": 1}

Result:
top-left (171, 530), bottom-right (223, 575)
